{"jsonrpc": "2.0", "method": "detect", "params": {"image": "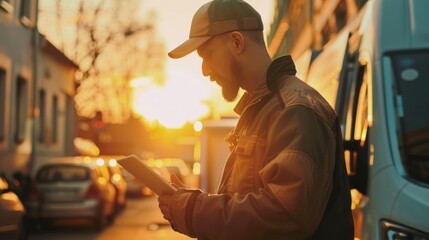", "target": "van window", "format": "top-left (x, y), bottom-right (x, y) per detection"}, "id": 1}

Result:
top-left (37, 165), bottom-right (90, 182)
top-left (391, 50), bottom-right (429, 184)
